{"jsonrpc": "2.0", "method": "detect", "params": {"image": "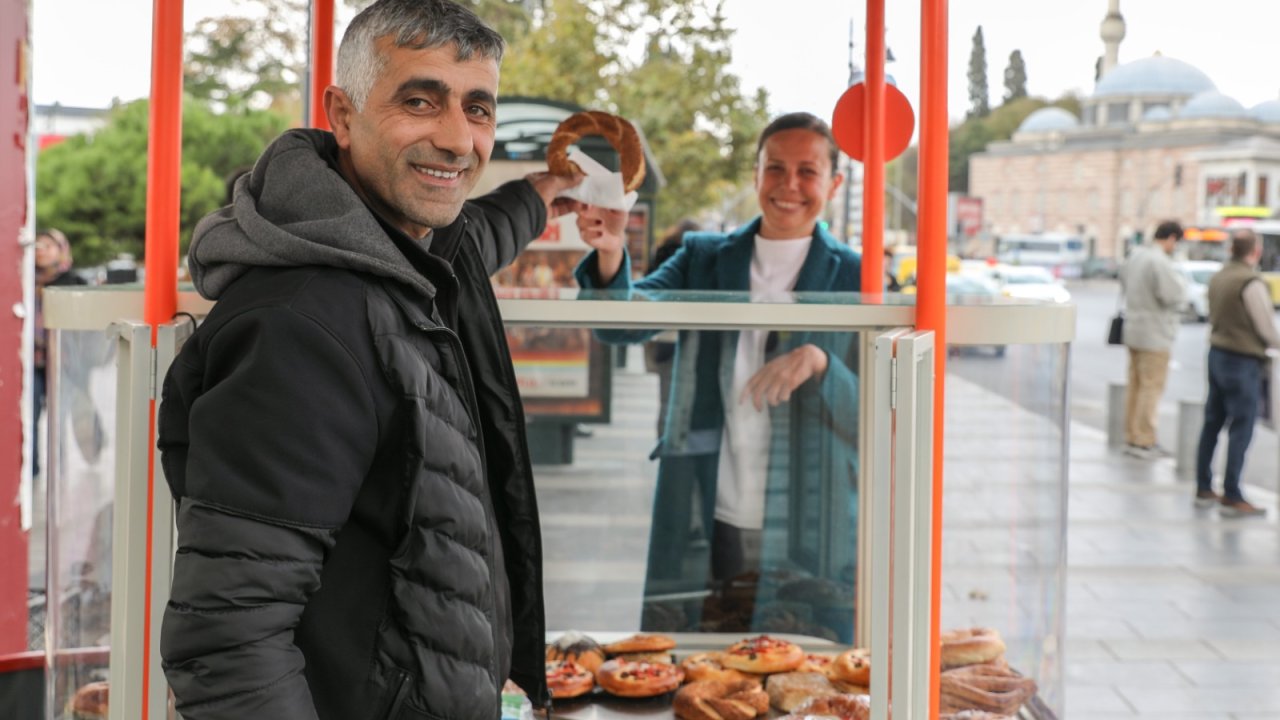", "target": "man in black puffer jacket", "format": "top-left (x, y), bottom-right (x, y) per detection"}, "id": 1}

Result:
top-left (156, 2), bottom-right (580, 718)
